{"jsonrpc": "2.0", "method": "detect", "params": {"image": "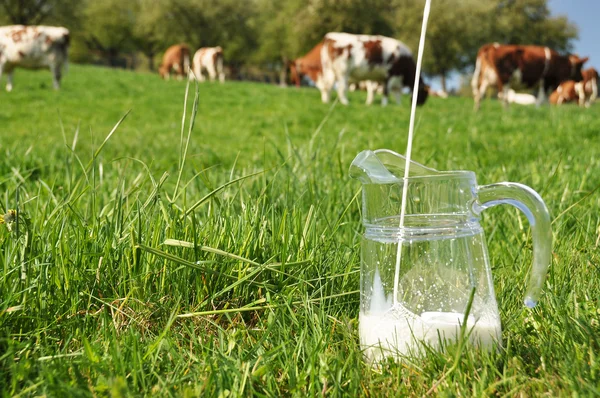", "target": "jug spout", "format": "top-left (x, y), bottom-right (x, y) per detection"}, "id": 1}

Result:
top-left (349, 149), bottom-right (439, 184)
